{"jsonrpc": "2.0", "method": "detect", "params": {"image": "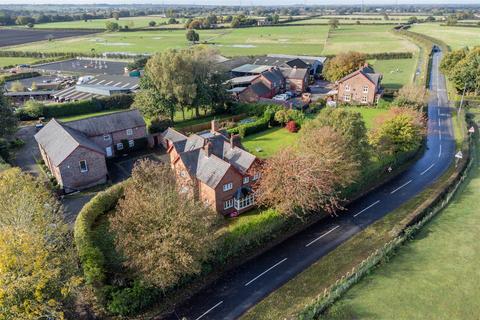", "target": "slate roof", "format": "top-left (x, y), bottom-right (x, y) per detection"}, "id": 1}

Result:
top-left (34, 119), bottom-right (104, 166)
top-left (261, 68), bottom-right (284, 86)
top-left (267, 54), bottom-right (327, 64)
top-left (281, 67), bottom-right (309, 80)
top-left (249, 81), bottom-right (271, 97)
top-left (65, 109), bottom-right (145, 137)
top-left (228, 75), bottom-right (259, 86)
top-left (338, 65), bottom-right (382, 87)
top-left (180, 149), bottom-right (231, 188)
top-left (231, 64), bottom-right (271, 75)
